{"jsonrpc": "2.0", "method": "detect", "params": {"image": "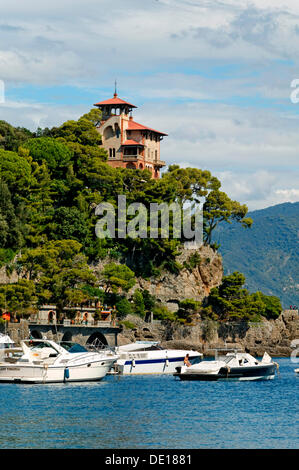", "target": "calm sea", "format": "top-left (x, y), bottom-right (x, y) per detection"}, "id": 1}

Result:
top-left (0, 357), bottom-right (298, 449)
